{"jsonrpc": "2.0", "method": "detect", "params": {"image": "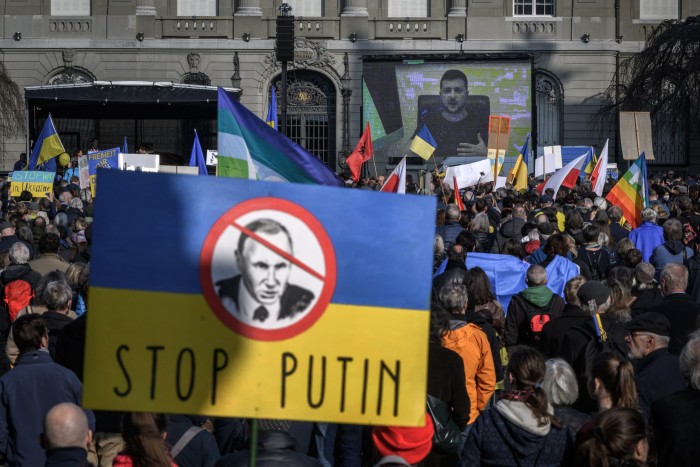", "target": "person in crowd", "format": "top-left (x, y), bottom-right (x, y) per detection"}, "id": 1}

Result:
top-left (561, 281), bottom-right (628, 412)
top-left (624, 312), bottom-right (686, 422)
top-left (0, 314), bottom-right (85, 466)
top-left (461, 346), bottom-right (573, 466)
top-left (113, 413), bottom-right (176, 467)
top-left (543, 358), bottom-right (591, 439)
top-left (436, 204), bottom-right (465, 250)
top-left (432, 244), bottom-right (467, 297)
top-left (424, 303), bottom-right (469, 466)
top-left (165, 415), bottom-right (220, 467)
top-left (41, 402), bottom-right (92, 467)
top-left (492, 206), bottom-right (526, 253)
top-left (576, 408), bottom-right (649, 467)
top-left (469, 213), bottom-right (492, 252)
top-left (28, 232), bottom-right (70, 276)
top-left (605, 279), bottom-right (633, 323)
top-left (630, 262), bottom-right (664, 314)
top-left (41, 280), bottom-right (74, 358)
top-left (564, 210), bottom-right (585, 246)
top-left (372, 415), bottom-right (434, 467)
top-left (505, 265), bottom-right (565, 352)
top-left (578, 224), bottom-right (612, 281)
top-left (433, 234), bottom-right (445, 273)
top-left (628, 208), bottom-right (664, 262)
top-left (607, 206), bottom-right (630, 244)
top-left (645, 263), bottom-right (700, 354)
top-left (438, 284), bottom-right (495, 436)
top-left (0, 221), bottom-right (33, 256)
top-left (652, 329), bottom-right (700, 466)
top-left (539, 275), bottom-right (588, 359)
top-left (649, 217), bottom-right (694, 279)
